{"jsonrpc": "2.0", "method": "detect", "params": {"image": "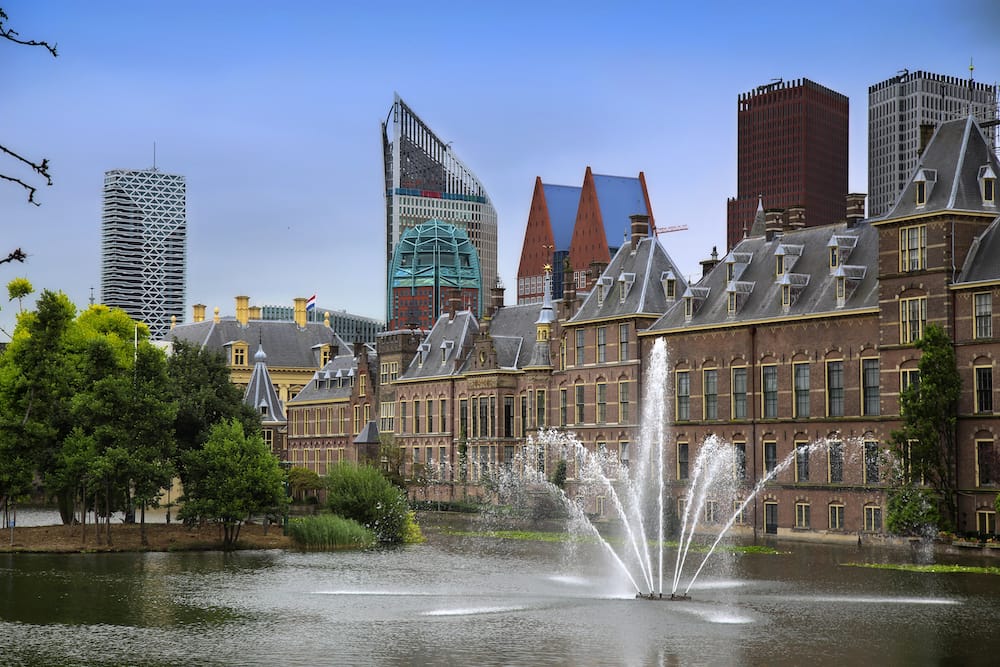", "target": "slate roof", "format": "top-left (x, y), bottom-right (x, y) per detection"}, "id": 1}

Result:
top-left (169, 319), bottom-right (352, 368)
top-left (399, 311), bottom-right (480, 380)
top-left (648, 220), bottom-right (878, 332)
top-left (544, 183), bottom-right (583, 250)
top-left (243, 344), bottom-right (286, 422)
top-left (593, 174), bottom-right (651, 244)
top-left (571, 236), bottom-right (687, 322)
top-left (958, 215), bottom-right (1000, 284)
top-left (287, 353), bottom-right (362, 404)
top-left (488, 302), bottom-right (544, 369)
top-left (880, 115), bottom-right (1000, 220)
